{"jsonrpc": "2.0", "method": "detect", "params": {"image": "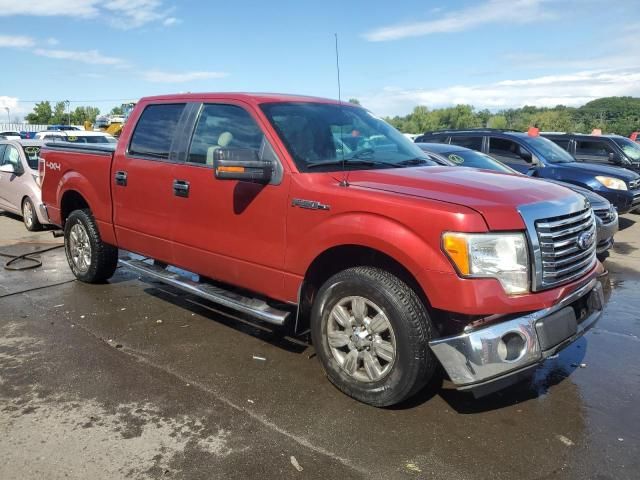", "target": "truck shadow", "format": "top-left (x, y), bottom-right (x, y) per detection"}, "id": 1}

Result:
top-left (142, 282), bottom-right (309, 355)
